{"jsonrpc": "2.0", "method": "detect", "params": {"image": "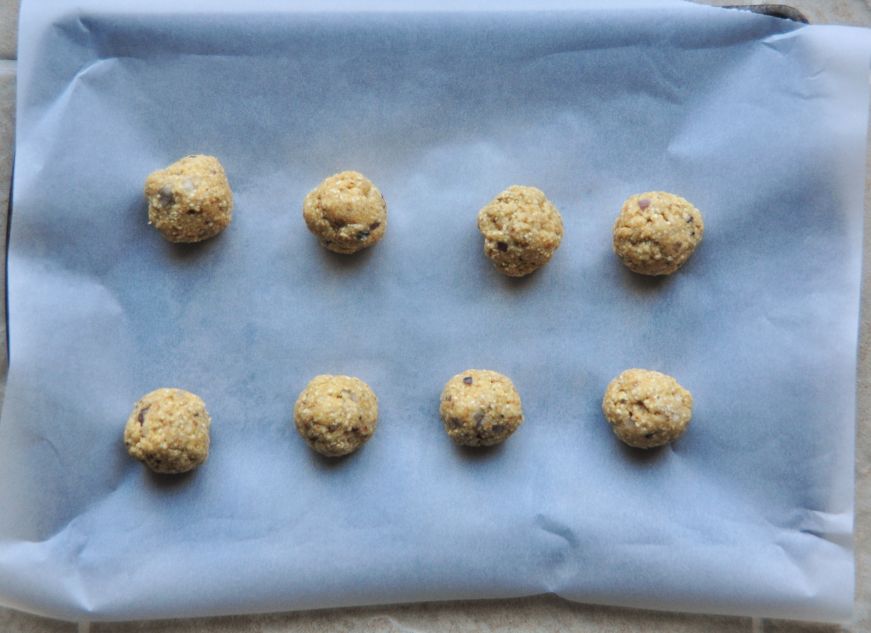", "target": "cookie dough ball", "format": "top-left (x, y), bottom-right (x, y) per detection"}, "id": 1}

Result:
top-left (602, 369), bottom-right (693, 449)
top-left (477, 185), bottom-right (564, 277)
top-left (303, 171), bottom-right (387, 254)
top-left (294, 375), bottom-right (379, 457)
top-left (144, 154), bottom-right (233, 243)
top-left (124, 388), bottom-right (211, 474)
top-left (612, 191), bottom-right (703, 276)
top-left (439, 370), bottom-right (523, 447)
